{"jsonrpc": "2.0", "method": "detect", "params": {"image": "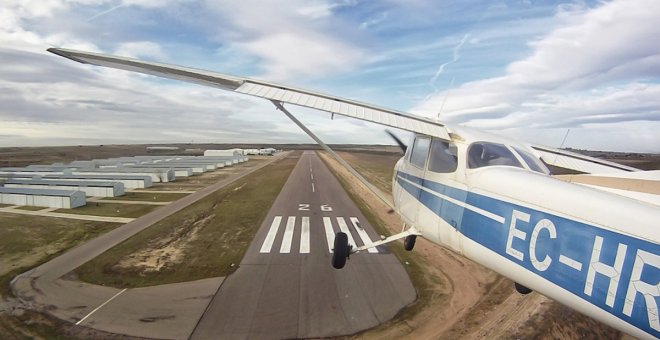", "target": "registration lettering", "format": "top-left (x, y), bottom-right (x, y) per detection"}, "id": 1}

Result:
top-left (504, 209), bottom-right (659, 334)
